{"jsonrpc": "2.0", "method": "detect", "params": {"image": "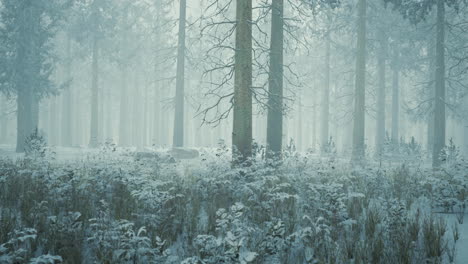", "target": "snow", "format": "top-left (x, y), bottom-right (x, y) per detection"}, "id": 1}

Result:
top-left (455, 217), bottom-right (468, 264)
top-left (441, 213), bottom-right (468, 264)
top-left (0, 144), bottom-right (467, 263)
